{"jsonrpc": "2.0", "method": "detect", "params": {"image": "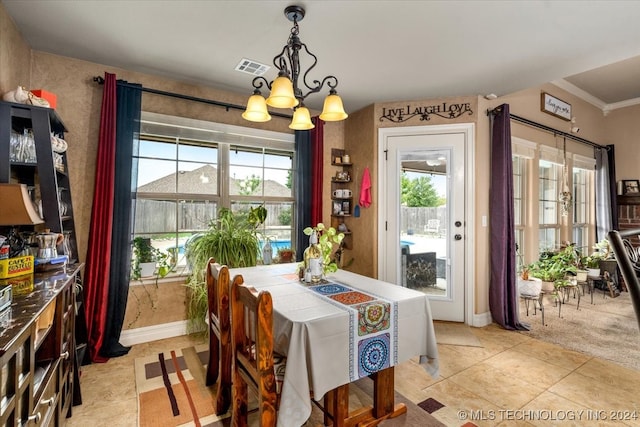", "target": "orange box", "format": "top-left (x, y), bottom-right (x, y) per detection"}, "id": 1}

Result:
top-left (30, 89), bottom-right (57, 109)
